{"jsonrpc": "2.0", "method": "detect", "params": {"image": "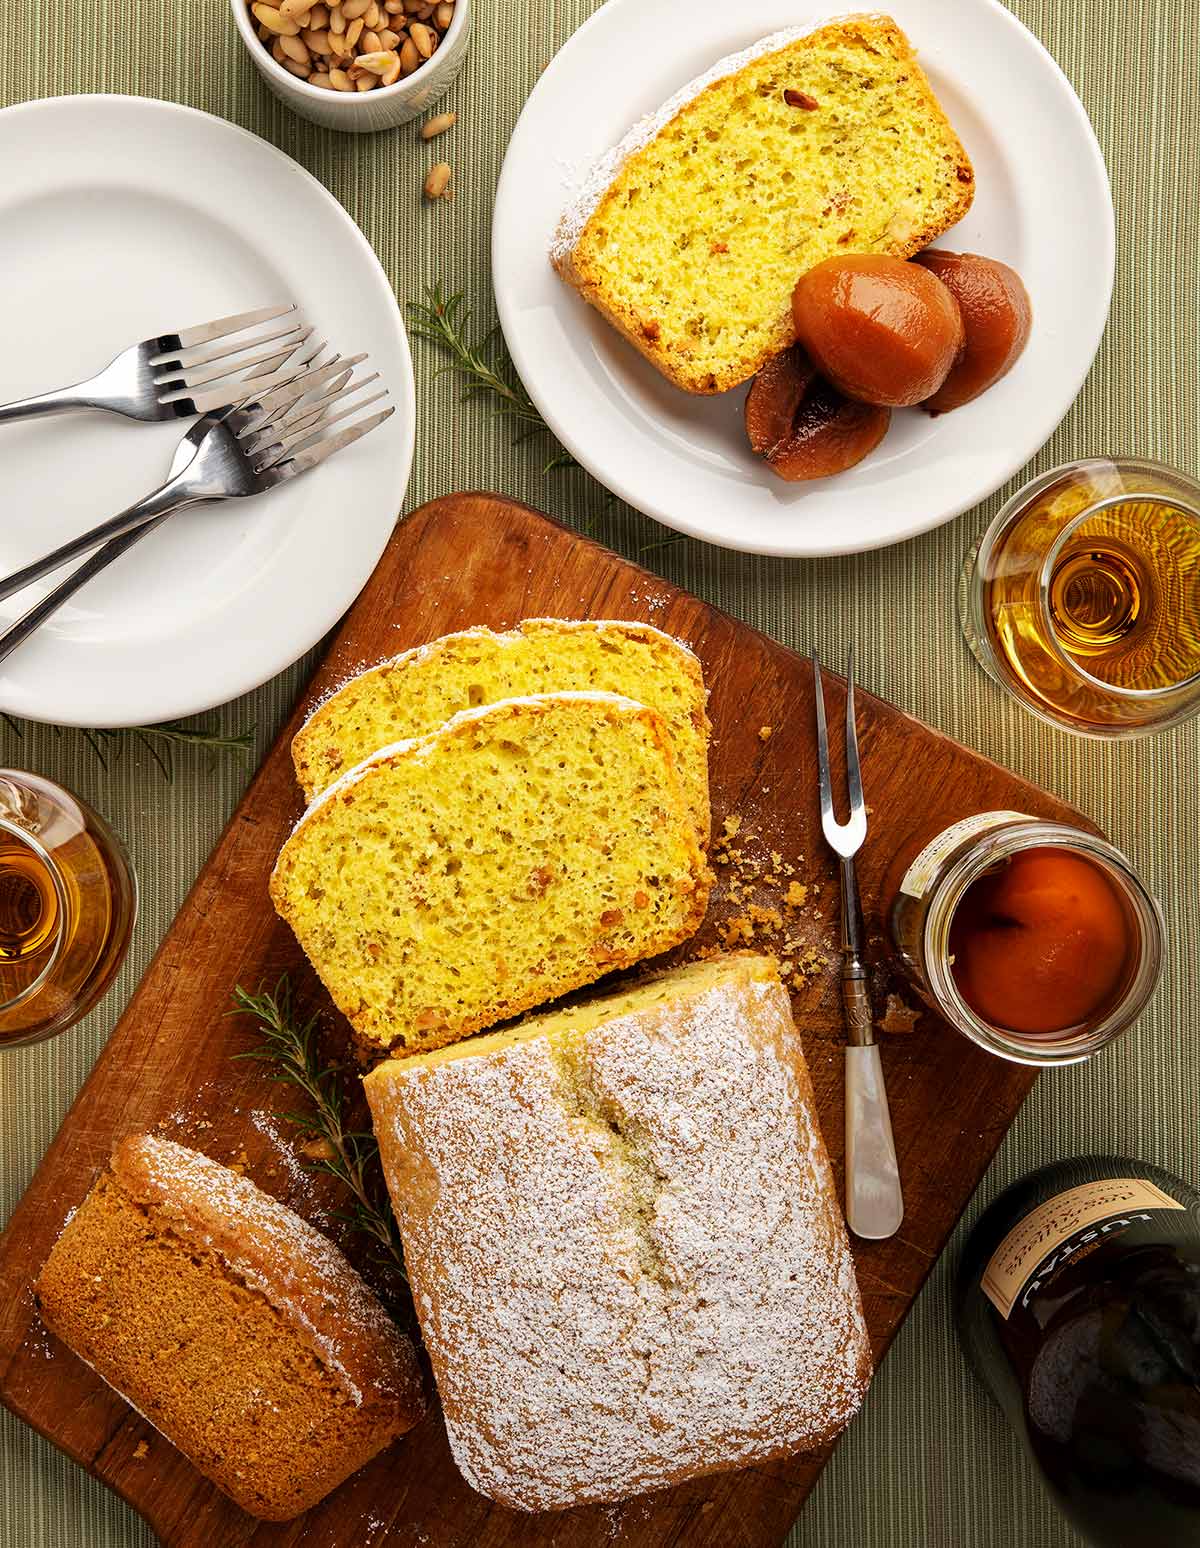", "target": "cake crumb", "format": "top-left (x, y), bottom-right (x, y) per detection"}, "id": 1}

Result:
top-left (758, 726), bottom-right (773, 741)
top-left (879, 993), bottom-right (922, 1035)
top-left (132, 1441), bottom-right (149, 1461)
top-left (785, 881), bottom-right (809, 910)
